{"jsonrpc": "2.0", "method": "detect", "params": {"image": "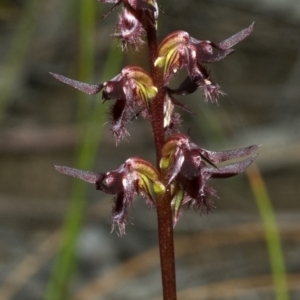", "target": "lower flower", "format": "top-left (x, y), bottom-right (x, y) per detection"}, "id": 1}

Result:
top-left (54, 157), bottom-right (164, 235)
top-left (160, 134), bottom-right (260, 225)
